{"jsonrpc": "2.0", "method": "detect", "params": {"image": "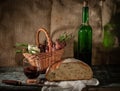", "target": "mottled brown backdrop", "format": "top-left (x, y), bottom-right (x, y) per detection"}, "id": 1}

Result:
top-left (0, 0), bottom-right (120, 66)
